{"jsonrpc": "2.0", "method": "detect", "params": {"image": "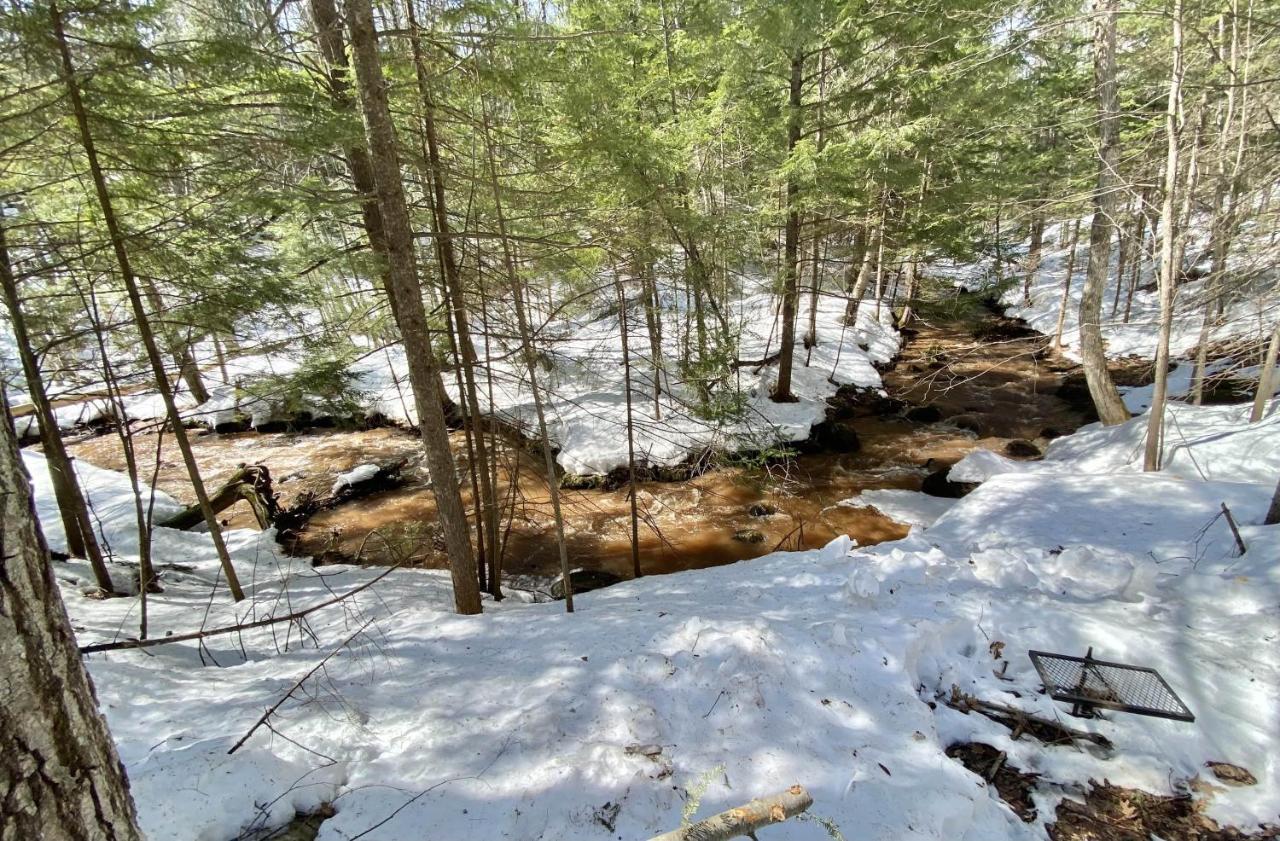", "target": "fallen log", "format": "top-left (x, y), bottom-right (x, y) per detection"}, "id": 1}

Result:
top-left (647, 785), bottom-right (813, 841)
top-left (160, 464), bottom-right (281, 530)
